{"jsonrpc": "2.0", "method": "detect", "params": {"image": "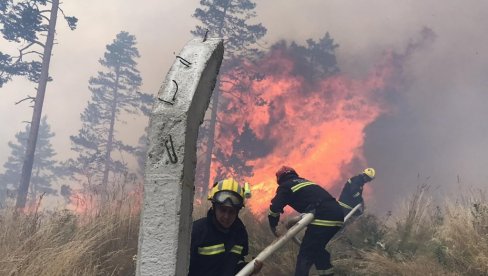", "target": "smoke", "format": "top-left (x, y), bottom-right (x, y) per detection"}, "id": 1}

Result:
top-left (2, 0), bottom-right (487, 214)
top-left (253, 1), bottom-right (488, 214)
top-left (365, 27), bottom-right (488, 212)
top-left (203, 31), bottom-right (430, 215)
